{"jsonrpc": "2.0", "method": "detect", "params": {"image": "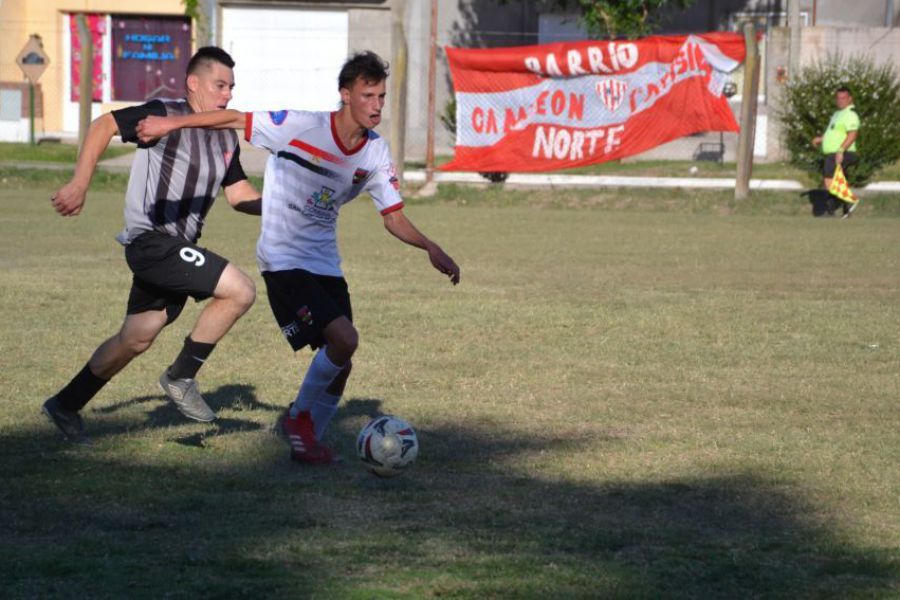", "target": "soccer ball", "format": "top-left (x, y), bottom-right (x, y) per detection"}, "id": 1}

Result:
top-left (357, 415), bottom-right (419, 477)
